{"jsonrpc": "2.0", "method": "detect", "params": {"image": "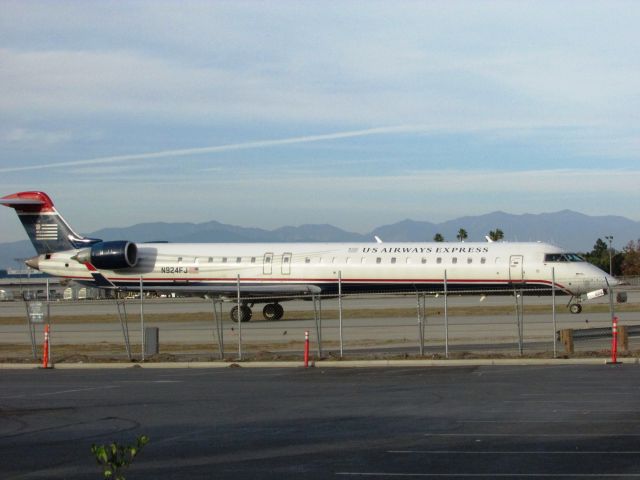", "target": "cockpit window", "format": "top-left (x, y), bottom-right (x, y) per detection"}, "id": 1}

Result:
top-left (544, 253), bottom-right (585, 262)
